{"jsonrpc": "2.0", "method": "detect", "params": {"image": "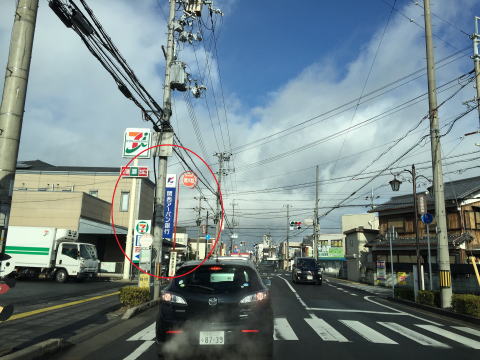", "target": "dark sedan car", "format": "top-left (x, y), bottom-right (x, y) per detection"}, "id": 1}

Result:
top-left (155, 258), bottom-right (273, 359)
top-left (291, 257), bottom-right (323, 285)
